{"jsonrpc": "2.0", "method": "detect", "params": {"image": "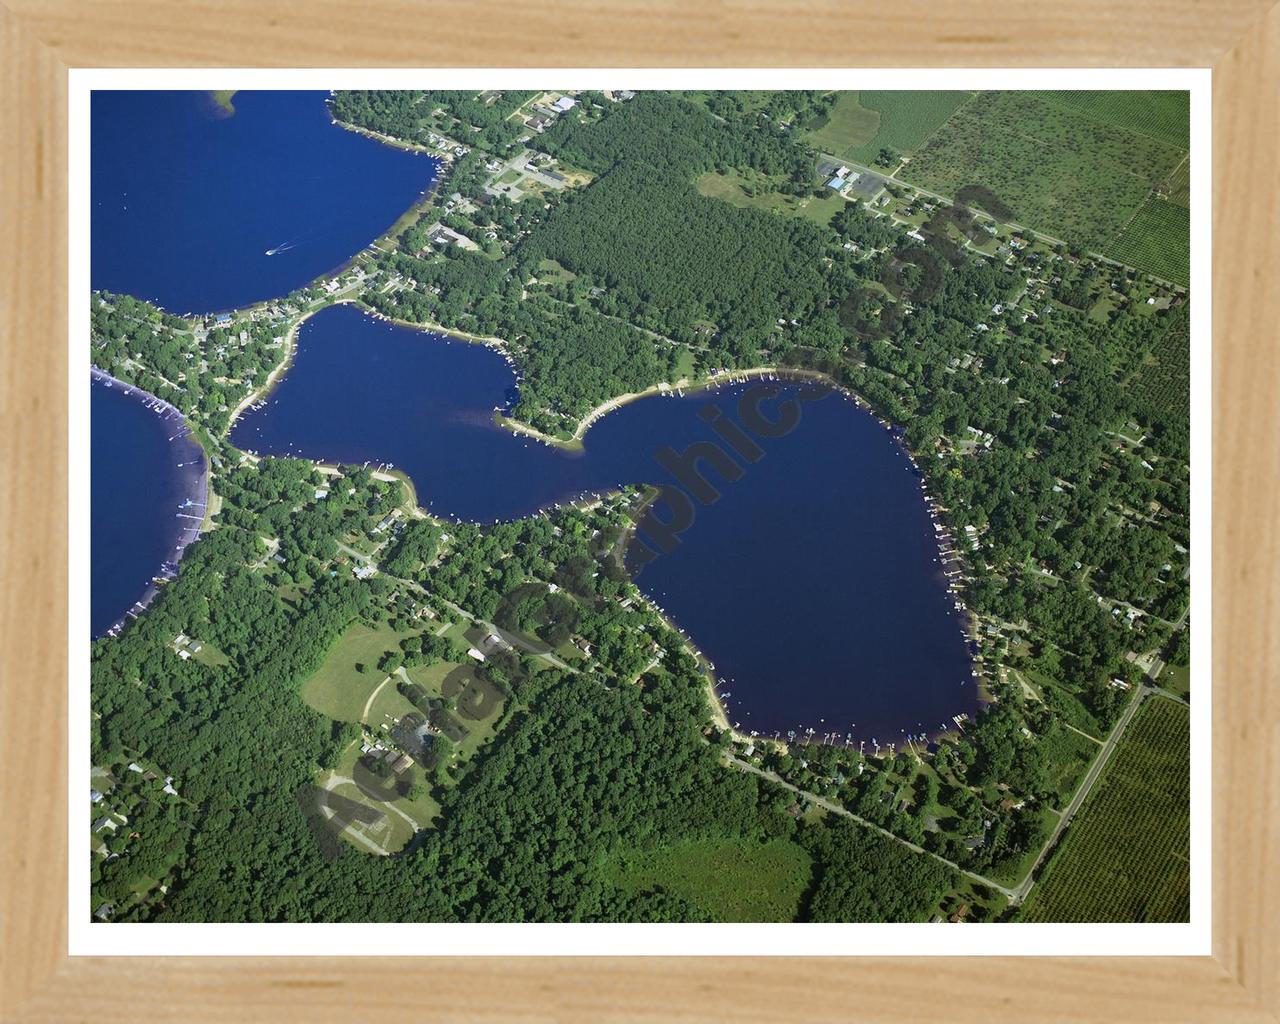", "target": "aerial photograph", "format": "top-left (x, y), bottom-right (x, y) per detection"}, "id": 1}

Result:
top-left (88, 87), bottom-right (1192, 925)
